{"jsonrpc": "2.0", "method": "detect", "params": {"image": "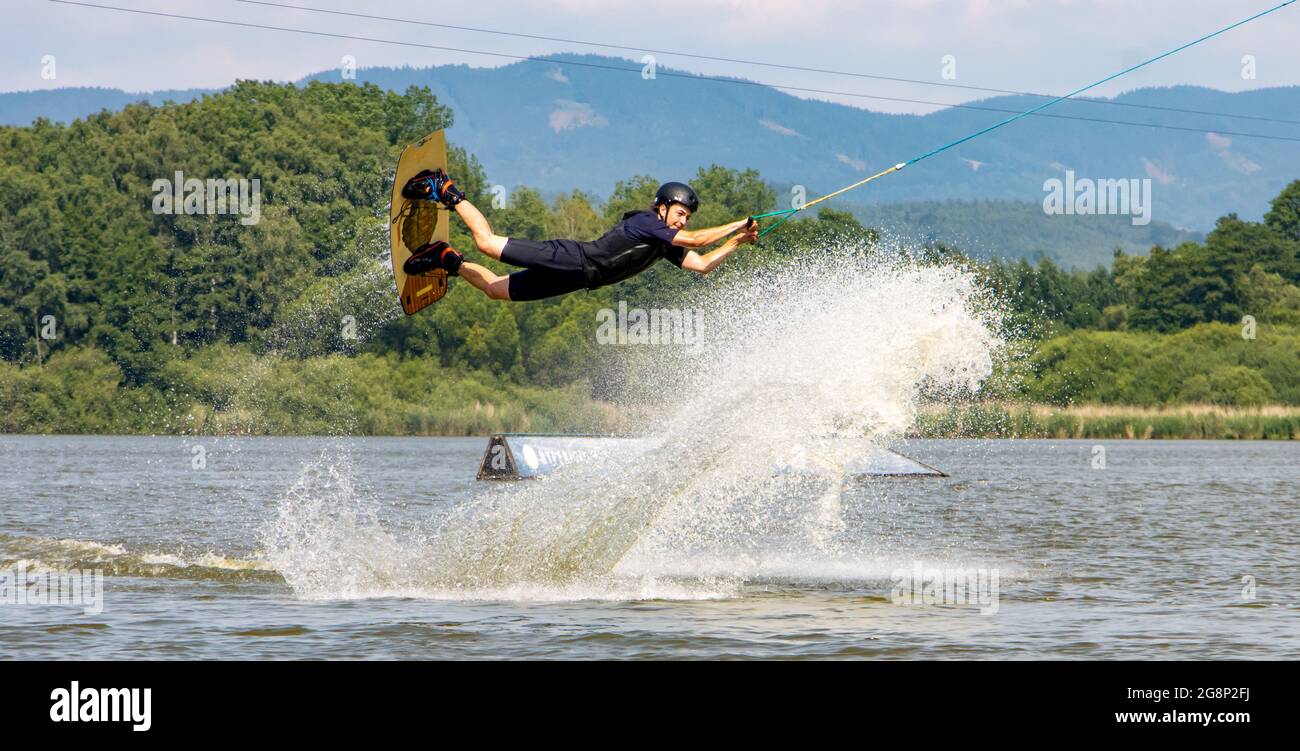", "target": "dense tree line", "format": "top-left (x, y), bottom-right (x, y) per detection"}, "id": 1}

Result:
top-left (979, 183), bottom-right (1300, 337)
top-left (0, 81), bottom-right (453, 378)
